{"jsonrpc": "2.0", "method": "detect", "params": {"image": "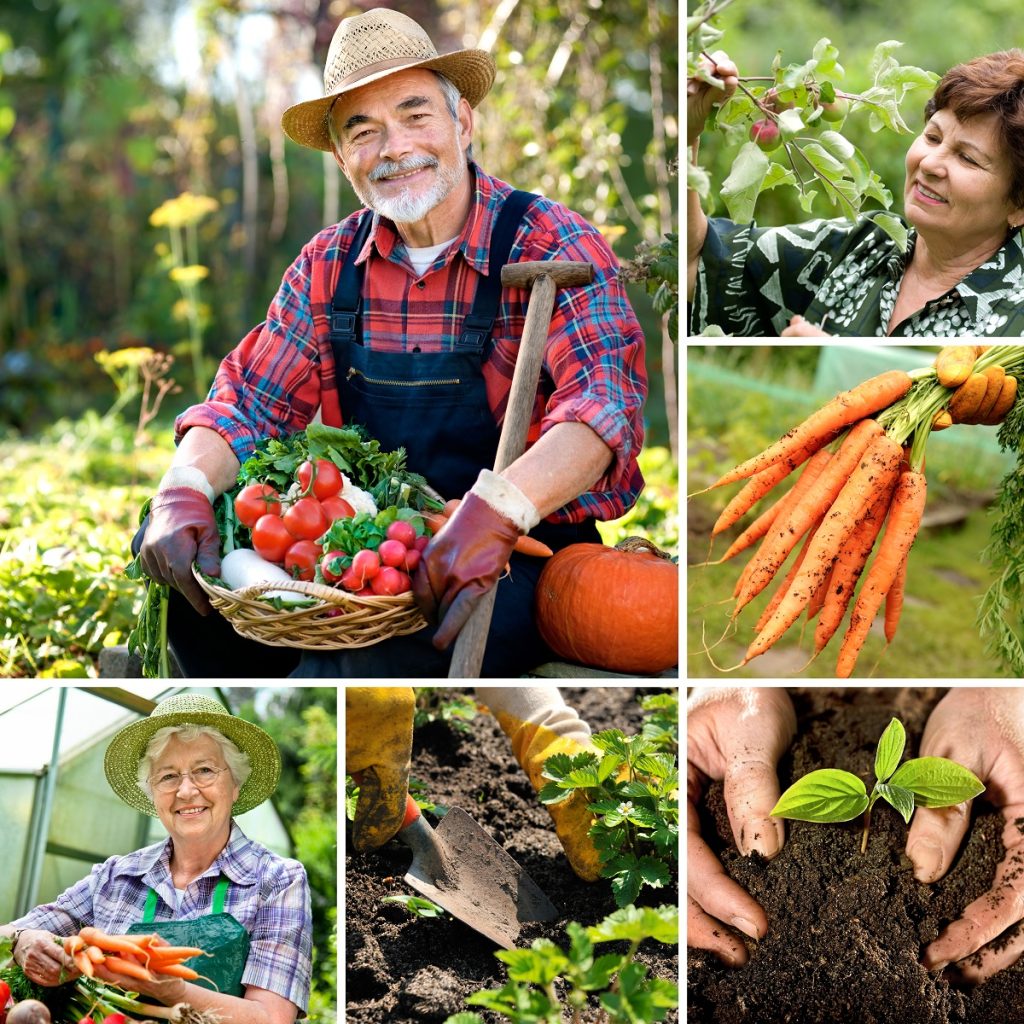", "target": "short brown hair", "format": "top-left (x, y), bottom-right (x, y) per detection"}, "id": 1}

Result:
top-left (925, 50), bottom-right (1024, 209)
